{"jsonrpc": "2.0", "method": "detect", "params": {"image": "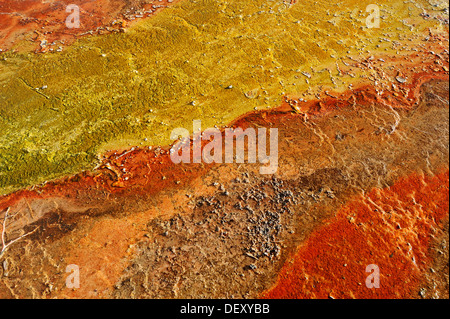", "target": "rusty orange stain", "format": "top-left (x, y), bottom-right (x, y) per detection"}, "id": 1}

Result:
top-left (262, 170), bottom-right (449, 299)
